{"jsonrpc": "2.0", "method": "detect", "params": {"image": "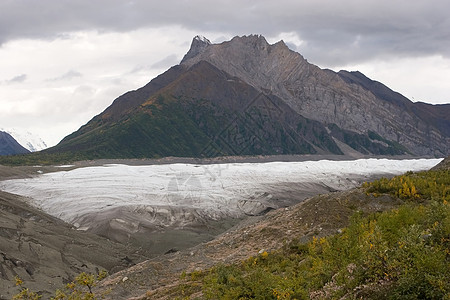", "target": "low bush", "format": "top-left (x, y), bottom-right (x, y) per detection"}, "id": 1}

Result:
top-left (13, 271), bottom-right (108, 300)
